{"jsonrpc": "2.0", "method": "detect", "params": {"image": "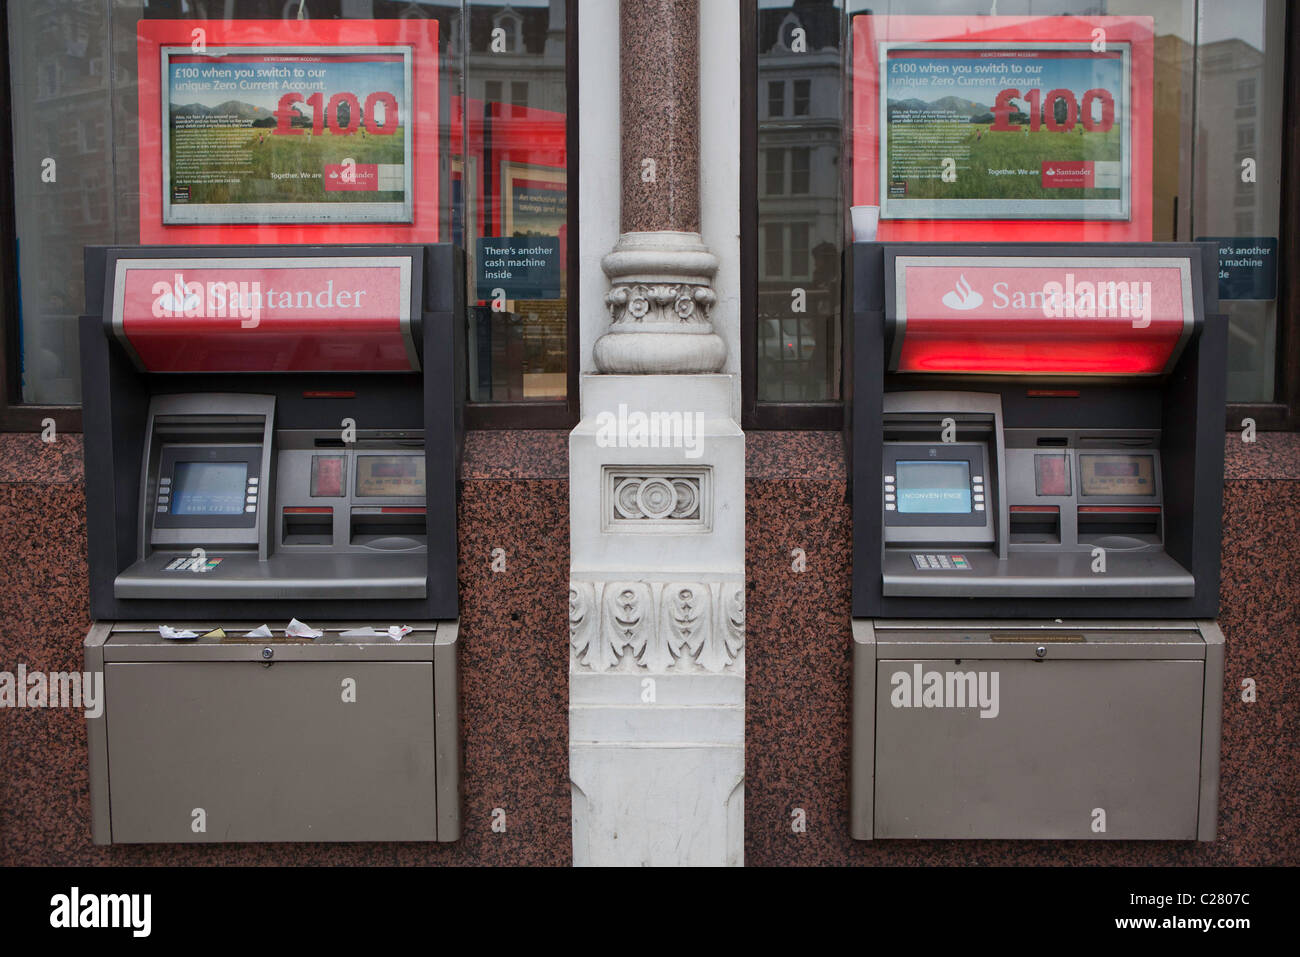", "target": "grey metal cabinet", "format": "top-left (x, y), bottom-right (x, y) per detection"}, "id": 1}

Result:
top-left (85, 621), bottom-right (460, 844)
top-left (851, 620), bottom-right (1223, 841)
